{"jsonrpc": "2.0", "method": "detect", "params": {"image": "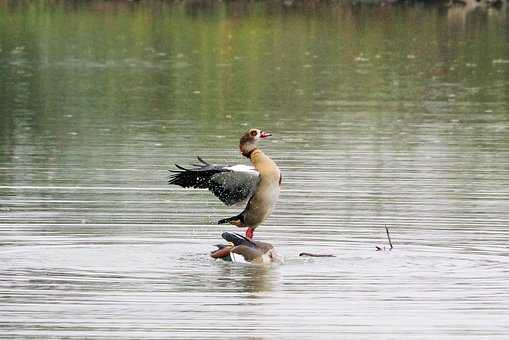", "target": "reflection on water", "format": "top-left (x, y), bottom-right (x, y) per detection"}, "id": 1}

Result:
top-left (215, 262), bottom-right (277, 293)
top-left (1, 0), bottom-right (509, 338)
